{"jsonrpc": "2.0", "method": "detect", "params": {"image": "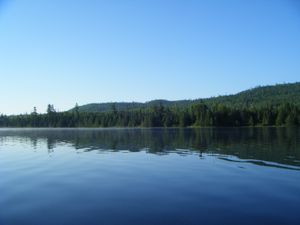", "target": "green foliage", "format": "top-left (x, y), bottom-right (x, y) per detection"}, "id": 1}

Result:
top-left (1, 82), bottom-right (300, 128)
top-left (73, 82), bottom-right (300, 113)
top-left (0, 101), bottom-right (299, 127)
top-left (203, 82), bottom-right (300, 109)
